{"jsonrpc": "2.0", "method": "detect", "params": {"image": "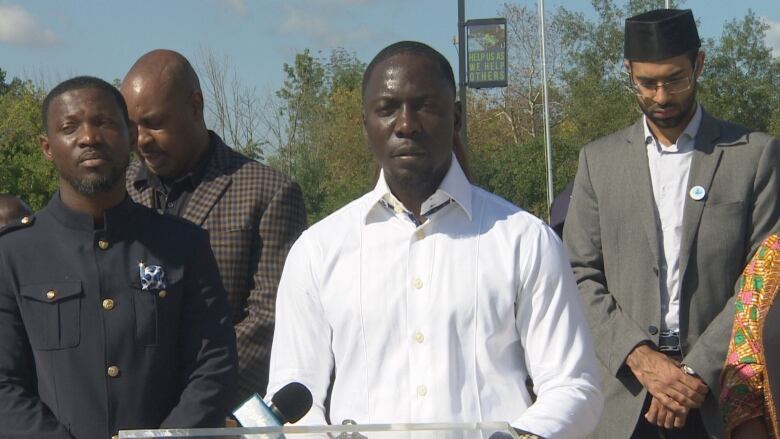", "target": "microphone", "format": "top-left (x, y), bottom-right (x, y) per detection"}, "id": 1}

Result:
top-left (233, 382), bottom-right (313, 427)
